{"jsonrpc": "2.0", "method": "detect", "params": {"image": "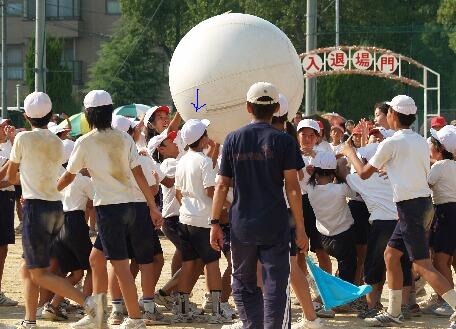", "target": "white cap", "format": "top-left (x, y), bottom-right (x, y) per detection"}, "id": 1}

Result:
top-left (62, 139), bottom-right (75, 164)
top-left (430, 125), bottom-right (456, 153)
top-left (357, 143), bottom-right (379, 162)
top-left (310, 151), bottom-right (337, 170)
top-left (0, 118), bottom-right (9, 125)
top-left (112, 115), bottom-right (132, 133)
top-left (129, 118), bottom-right (141, 128)
top-left (181, 119), bottom-right (210, 145)
top-left (247, 82), bottom-right (279, 105)
top-left (273, 94), bottom-right (288, 117)
top-left (143, 105), bottom-right (170, 125)
top-left (84, 90), bottom-right (113, 109)
top-left (297, 118), bottom-right (320, 134)
top-left (386, 95), bottom-right (417, 115)
top-left (24, 92), bottom-right (52, 119)
top-left (49, 125), bottom-right (66, 135)
top-left (147, 134), bottom-right (167, 155)
top-left (47, 122), bottom-right (57, 128)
